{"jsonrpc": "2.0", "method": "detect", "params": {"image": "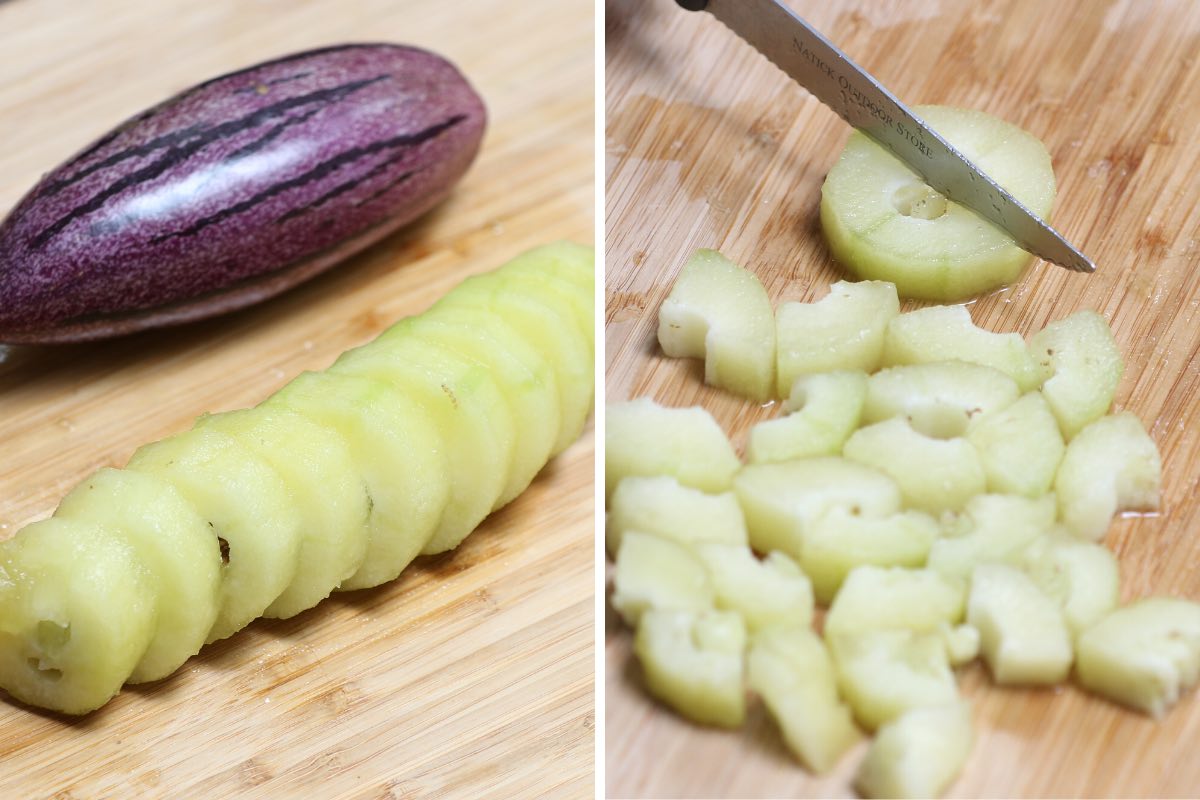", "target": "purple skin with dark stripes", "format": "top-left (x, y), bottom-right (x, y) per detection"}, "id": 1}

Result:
top-left (0, 43), bottom-right (486, 343)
